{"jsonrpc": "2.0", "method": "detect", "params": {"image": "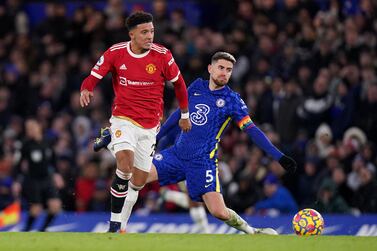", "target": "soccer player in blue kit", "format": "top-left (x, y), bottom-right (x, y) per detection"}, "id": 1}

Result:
top-left (95, 51), bottom-right (297, 234)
